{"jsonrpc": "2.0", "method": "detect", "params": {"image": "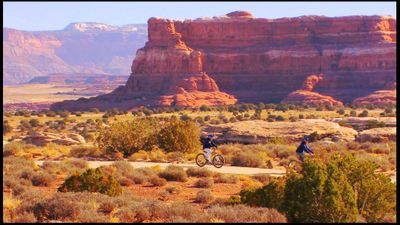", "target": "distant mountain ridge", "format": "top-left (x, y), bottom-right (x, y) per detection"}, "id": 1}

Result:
top-left (3, 22), bottom-right (148, 84)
